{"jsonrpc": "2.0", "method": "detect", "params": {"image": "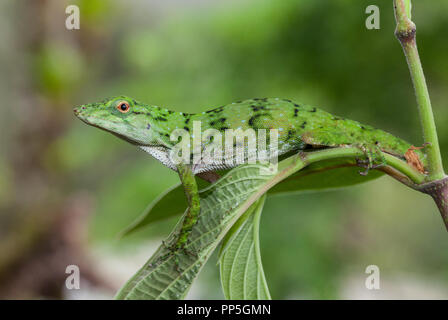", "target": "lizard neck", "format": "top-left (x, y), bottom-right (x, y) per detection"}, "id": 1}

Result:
top-left (147, 105), bottom-right (194, 147)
